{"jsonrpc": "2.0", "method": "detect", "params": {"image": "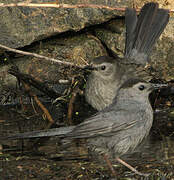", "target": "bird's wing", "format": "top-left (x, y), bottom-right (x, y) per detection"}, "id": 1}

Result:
top-left (1, 110), bottom-right (144, 140)
top-left (124, 2), bottom-right (169, 65)
top-left (66, 109), bottom-right (143, 138)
